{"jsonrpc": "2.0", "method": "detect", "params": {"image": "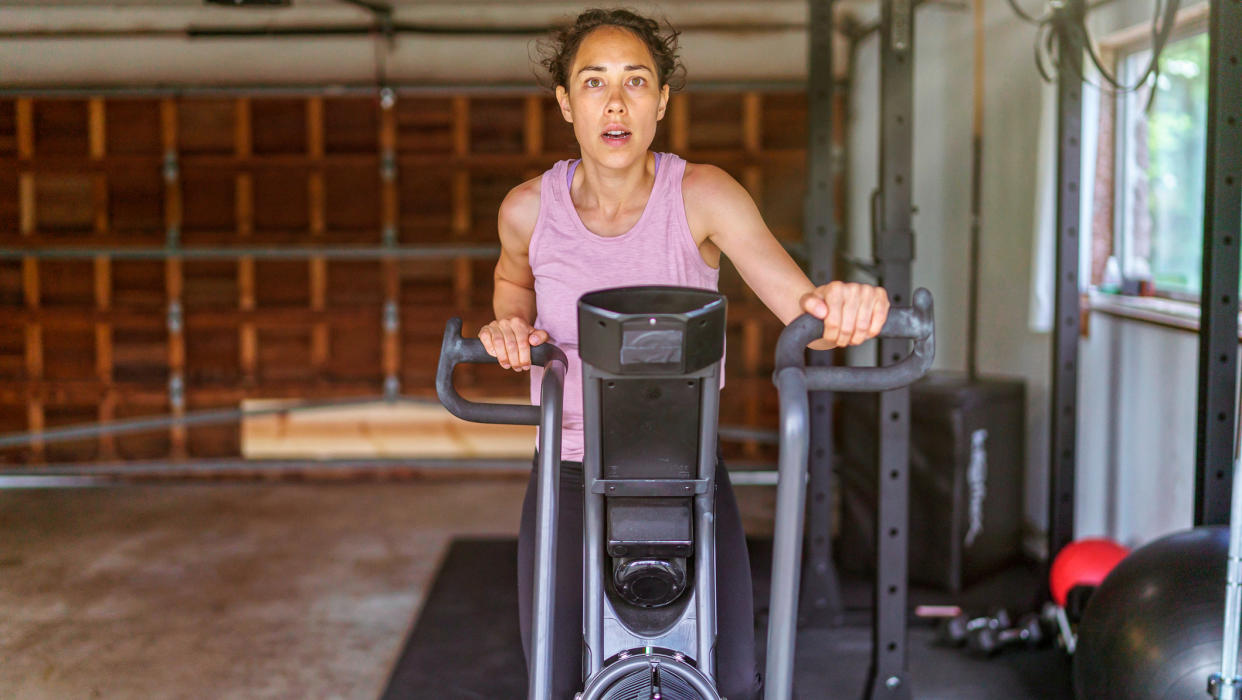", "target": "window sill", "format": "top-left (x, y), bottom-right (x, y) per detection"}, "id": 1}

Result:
top-left (1087, 289), bottom-right (1242, 340)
